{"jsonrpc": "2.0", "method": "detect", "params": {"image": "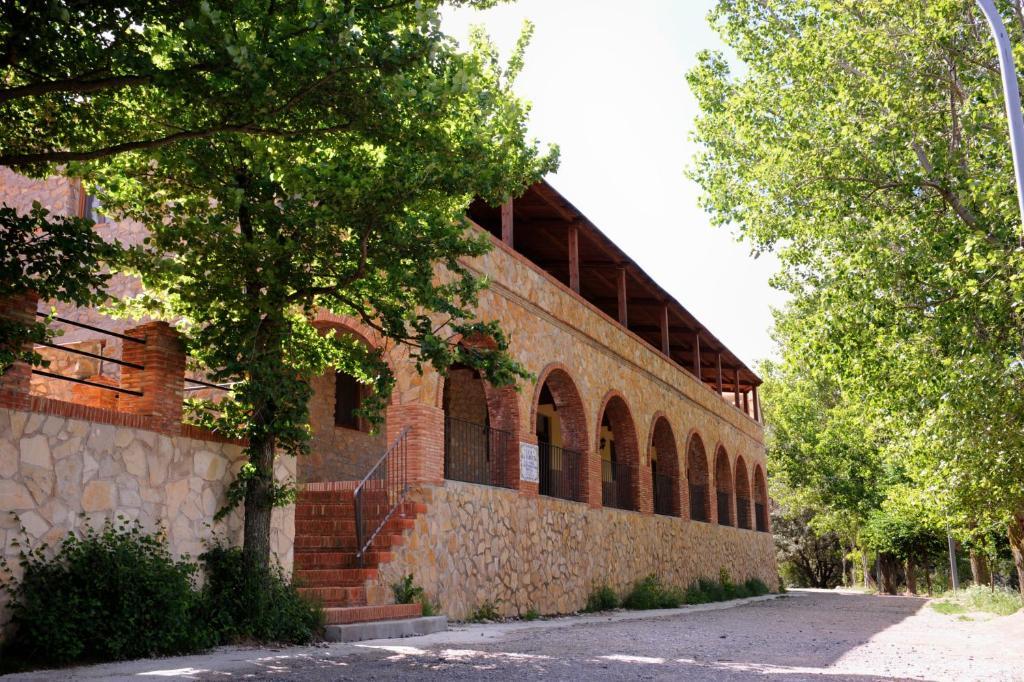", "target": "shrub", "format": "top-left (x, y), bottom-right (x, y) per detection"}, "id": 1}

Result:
top-left (392, 574), bottom-right (424, 605)
top-left (744, 578), bottom-right (770, 597)
top-left (583, 584), bottom-right (619, 612)
top-left (199, 541), bottom-right (323, 644)
top-left (623, 575), bottom-right (685, 610)
top-left (523, 607), bottom-right (540, 621)
top-left (419, 595), bottom-right (441, 617)
top-left (719, 568), bottom-right (736, 598)
top-left (696, 577), bottom-right (726, 602)
top-left (934, 586), bottom-right (1023, 617)
top-left (1, 518), bottom-right (213, 669)
top-left (467, 601), bottom-right (500, 622)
